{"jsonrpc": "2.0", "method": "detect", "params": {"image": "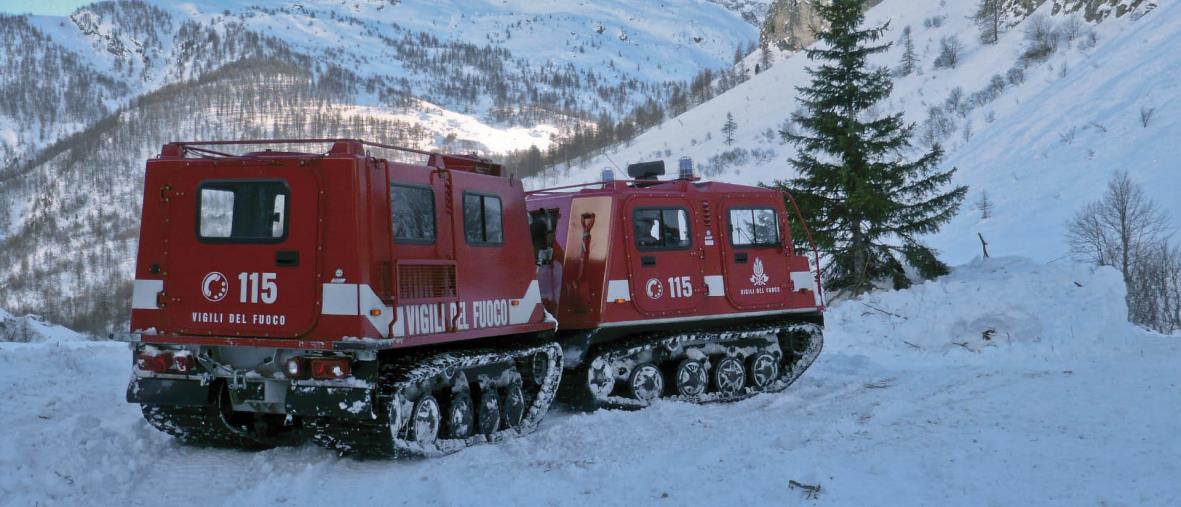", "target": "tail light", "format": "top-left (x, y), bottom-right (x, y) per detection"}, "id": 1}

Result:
top-left (173, 354), bottom-right (195, 373)
top-left (285, 357), bottom-right (309, 379)
top-left (310, 358), bottom-right (351, 380)
top-left (135, 352), bottom-right (172, 373)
